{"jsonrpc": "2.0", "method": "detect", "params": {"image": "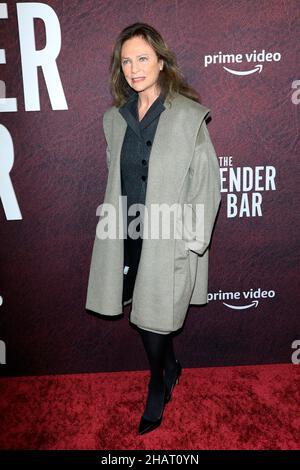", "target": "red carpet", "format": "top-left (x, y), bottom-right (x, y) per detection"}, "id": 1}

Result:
top-left (0, 363), bottom-right (299, 450)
